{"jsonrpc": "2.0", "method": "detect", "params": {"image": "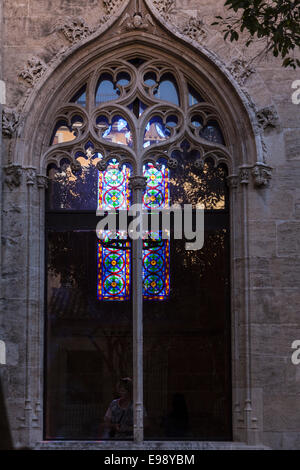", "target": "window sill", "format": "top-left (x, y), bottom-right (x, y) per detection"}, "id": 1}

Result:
top-left (34, 440), bottom-right (269, 450)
